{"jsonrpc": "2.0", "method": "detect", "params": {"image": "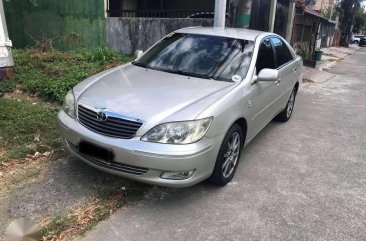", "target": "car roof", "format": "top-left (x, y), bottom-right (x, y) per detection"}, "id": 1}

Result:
top-left (175, 27), bottom-right (268, 41)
